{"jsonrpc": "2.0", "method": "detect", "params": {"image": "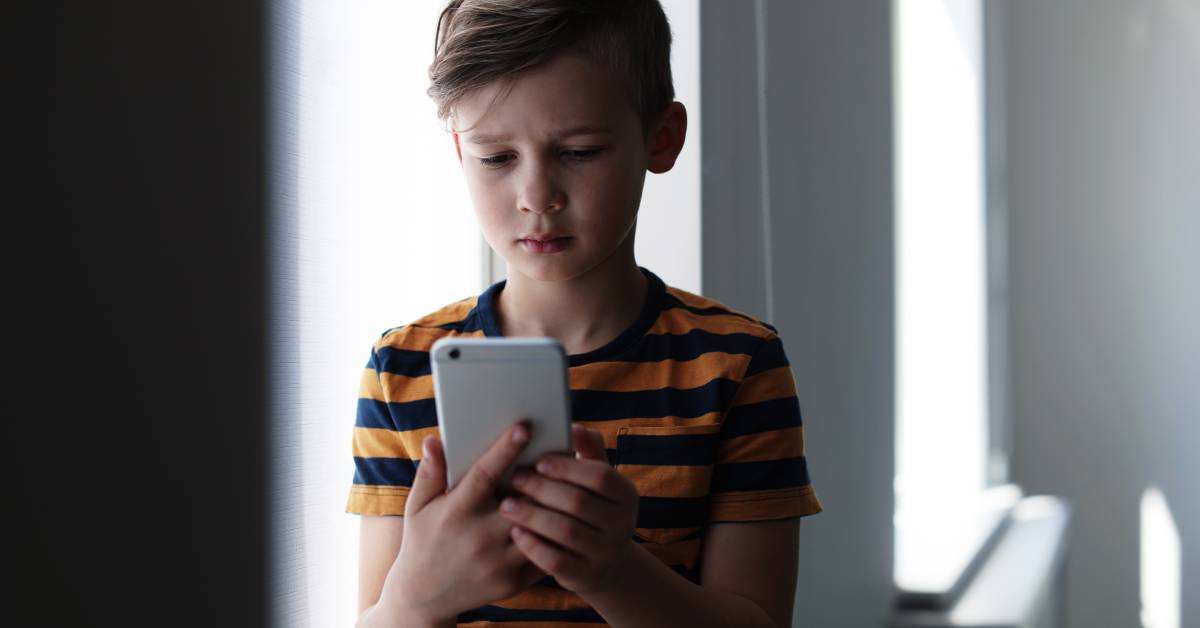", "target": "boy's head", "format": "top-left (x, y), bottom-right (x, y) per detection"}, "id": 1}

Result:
top-left (428, 0), bottom-right (687, 284)
top-left (429, 0), bottom-right (675, 136)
